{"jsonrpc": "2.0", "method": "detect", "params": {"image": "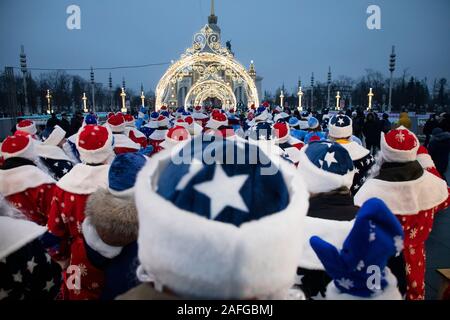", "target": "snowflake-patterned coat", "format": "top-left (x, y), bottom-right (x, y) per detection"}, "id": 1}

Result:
top-left (47, 163), bottom-right (110, 300)
top-left (0, 158), bottom-right (55, 225)
top-left (147, 129), bottom-right (167, 156)
top-left (336, 140), bottom-right (374, 196)
top-left (112, 133), bottom-right (141, 155)
top-left (125, 127), bottom-right (148, 149)
top-left (0, 216), bottom-right (62, 300)
top-left (354, 160), bottom-right (449, 300)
